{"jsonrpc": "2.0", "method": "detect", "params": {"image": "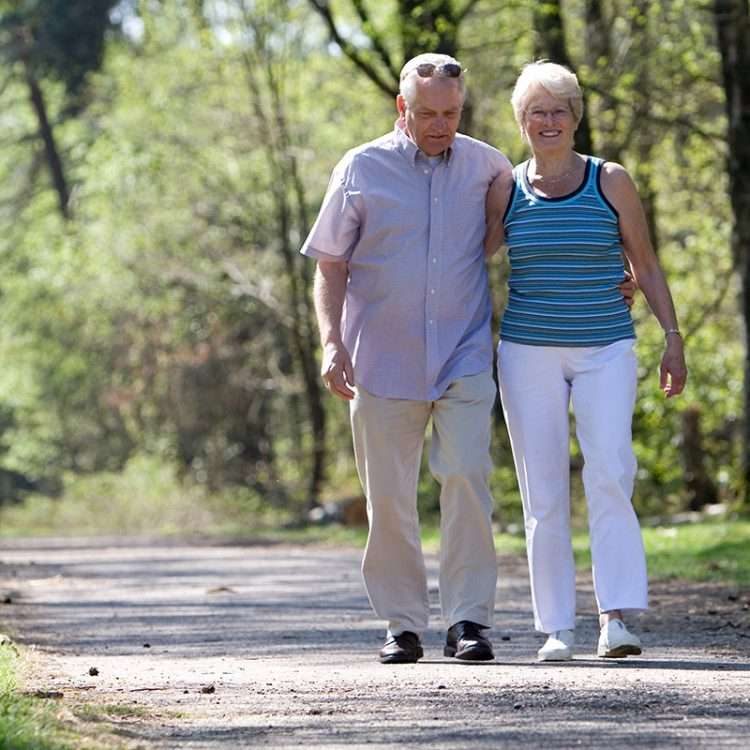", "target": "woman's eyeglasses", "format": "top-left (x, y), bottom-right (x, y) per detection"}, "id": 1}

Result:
top-left (526, 107), bottom-right (572, 123)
